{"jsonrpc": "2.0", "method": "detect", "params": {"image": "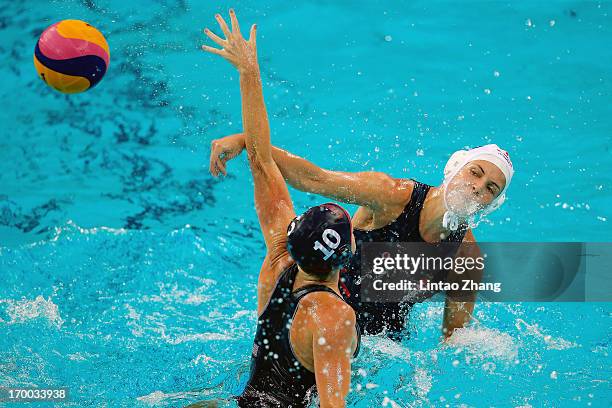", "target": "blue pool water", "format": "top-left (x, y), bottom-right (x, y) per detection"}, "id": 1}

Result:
top-left (1, 0), bottom-right (611, 406)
